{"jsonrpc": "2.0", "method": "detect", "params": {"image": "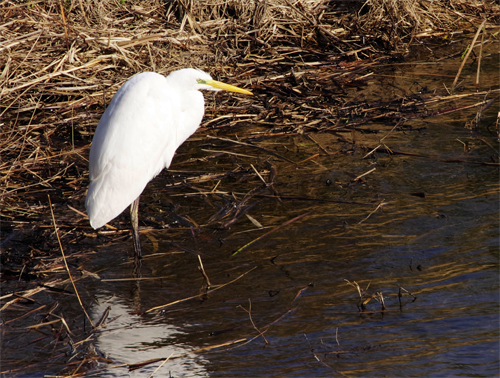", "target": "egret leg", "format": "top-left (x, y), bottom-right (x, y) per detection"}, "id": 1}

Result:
top-left (130, 196), bottom-right (142, 260)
